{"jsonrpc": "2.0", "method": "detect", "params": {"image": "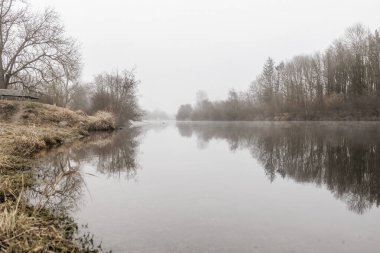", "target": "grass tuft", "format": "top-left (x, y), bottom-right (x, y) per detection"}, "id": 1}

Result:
top-left (88, 111), bottom-right (116, 131)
